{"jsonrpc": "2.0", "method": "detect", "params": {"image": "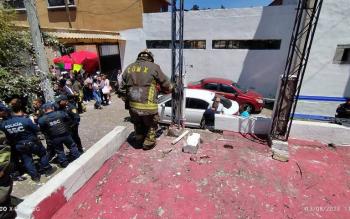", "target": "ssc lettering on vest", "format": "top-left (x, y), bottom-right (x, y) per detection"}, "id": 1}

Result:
top-left (4, 122), bottom-right (22, 129)
top-left (49, 119), bottom-right (61, 127)
top-left (128, 65), bottom-right (149, 74)
top-left (5, 123), bottom-right (25, 134)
